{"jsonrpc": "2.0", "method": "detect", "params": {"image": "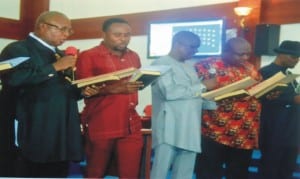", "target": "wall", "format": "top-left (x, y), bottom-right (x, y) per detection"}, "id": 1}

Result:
top-left (0, 0), bottom-right (20, 20)
top-left (49, 0), bottom-right (237, 19)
